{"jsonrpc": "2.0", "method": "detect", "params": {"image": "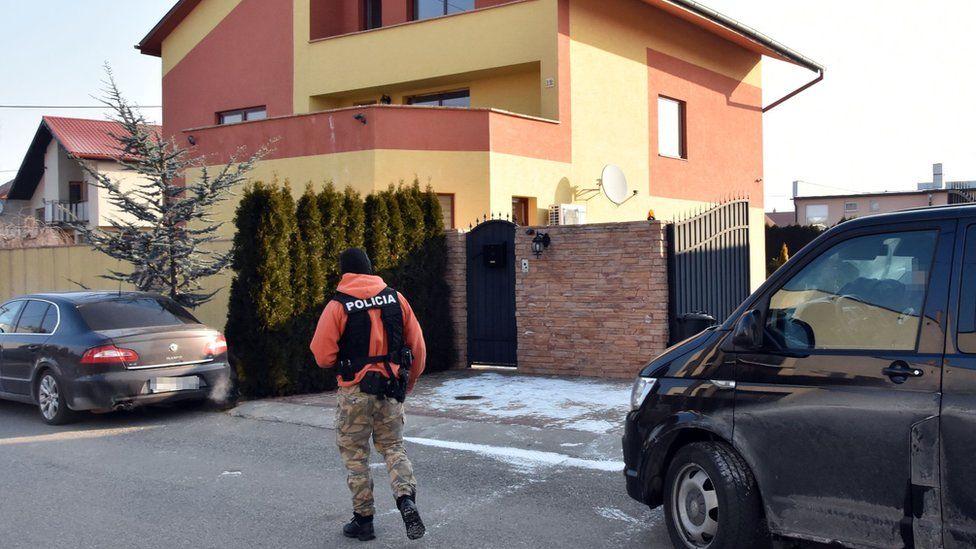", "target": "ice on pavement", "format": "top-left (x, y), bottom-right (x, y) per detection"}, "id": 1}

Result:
top-left (420, 372), bottom-right (630, 434)
top-left (405, 436), bottom-right (625, 472)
